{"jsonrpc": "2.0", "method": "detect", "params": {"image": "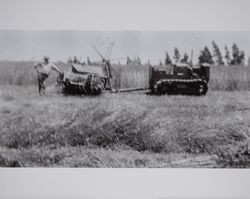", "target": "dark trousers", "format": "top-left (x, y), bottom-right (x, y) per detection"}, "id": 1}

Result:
top-left (38, 73), bottom-right (49, 95)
